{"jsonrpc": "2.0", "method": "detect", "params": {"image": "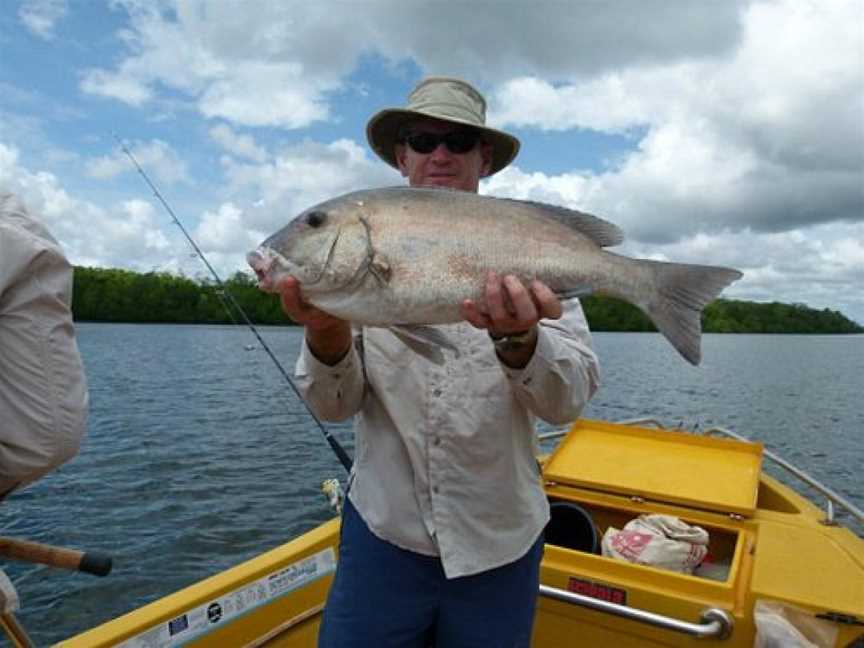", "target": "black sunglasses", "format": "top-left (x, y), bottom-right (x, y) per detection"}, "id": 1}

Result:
top-left (401, 129), bottom-right (481, 155)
